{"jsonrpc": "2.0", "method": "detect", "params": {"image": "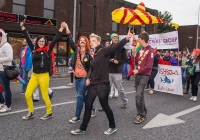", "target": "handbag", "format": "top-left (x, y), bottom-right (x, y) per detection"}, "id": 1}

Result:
top-left (186, 65), bottom-right (196, 76)
top-left (2, 61), bottom-right (20, 80)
